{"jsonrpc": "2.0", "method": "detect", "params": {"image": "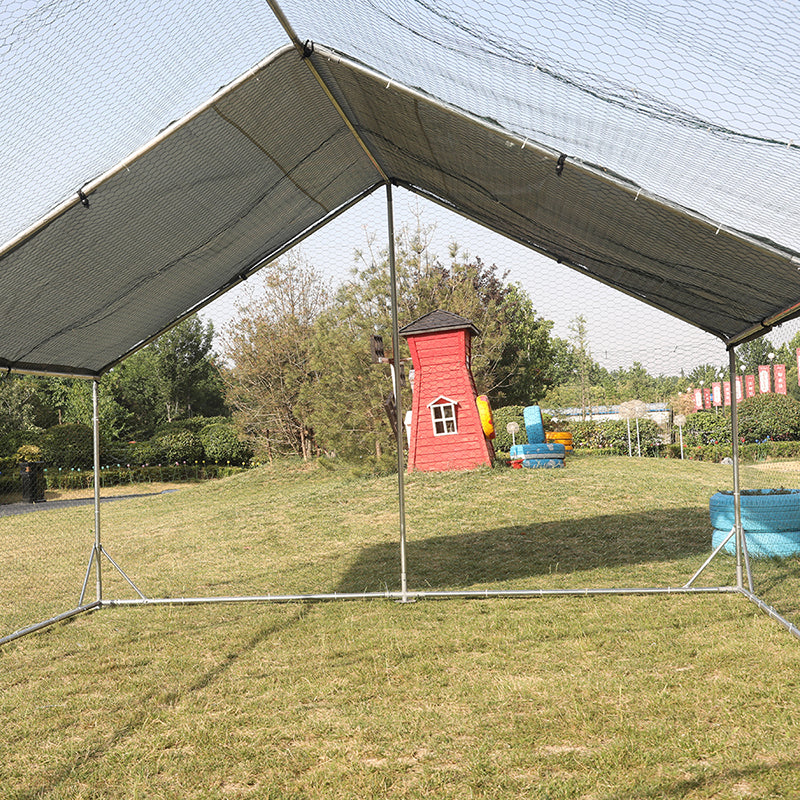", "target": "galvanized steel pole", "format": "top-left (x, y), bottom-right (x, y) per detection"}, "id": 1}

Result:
top-left (728, 347), bottom-right (744, 590)
top-left (93, 379), bottom-right (102, 602)
top-left (386, 182), bottom-right (409, 601)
